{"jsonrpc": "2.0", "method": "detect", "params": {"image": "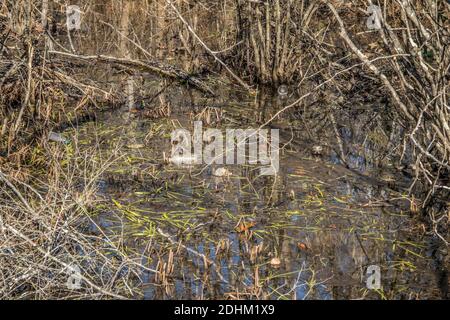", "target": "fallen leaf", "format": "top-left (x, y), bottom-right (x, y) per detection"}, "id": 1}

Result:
top-left (234, 221), bottom-right (256, 233)
top-left (270, 257), bottom-right (281, 266)
top-left (213, 167), bottom-right (232, 177)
